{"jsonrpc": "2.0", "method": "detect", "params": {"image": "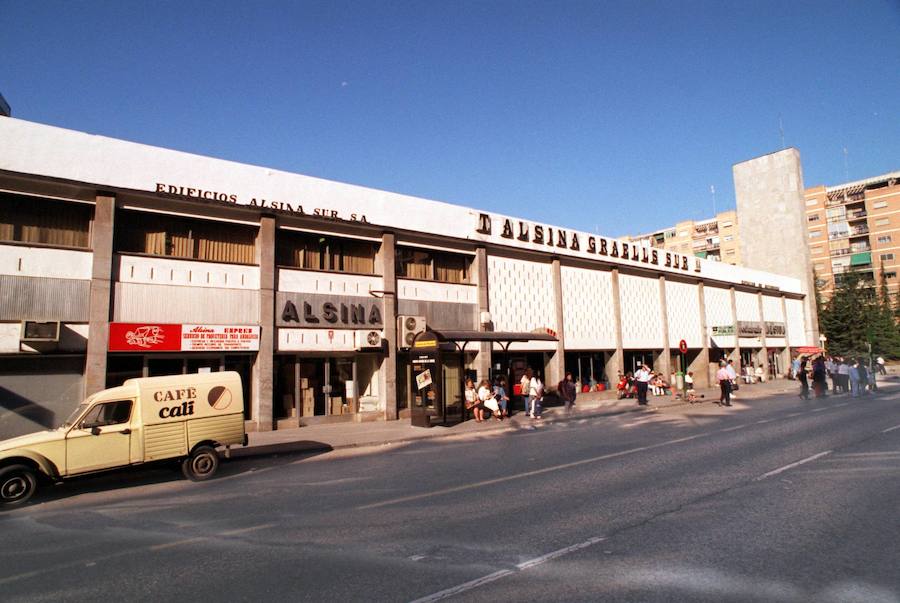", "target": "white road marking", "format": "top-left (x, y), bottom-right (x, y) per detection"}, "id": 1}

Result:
top-left (721, 424), bottom-right (749, 432)
top-left (810, 407), bottom-right (828, 413)
top-left (755, 419), bottom-right (774, 424)
top-left (832, 402), bottom-right (850, 408)
top-left (148, 537), bottom-right (206, 551)
top-left (408, 537), bottom-right (605, 603)
top-left (882, 424), bottom-right (900, 433)
top-left (784, 413), bottom-right (803, 418)
top-left (754, 451), bottom-right (832, 481)
top-left (358, 434), bottom-right (709, 510)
